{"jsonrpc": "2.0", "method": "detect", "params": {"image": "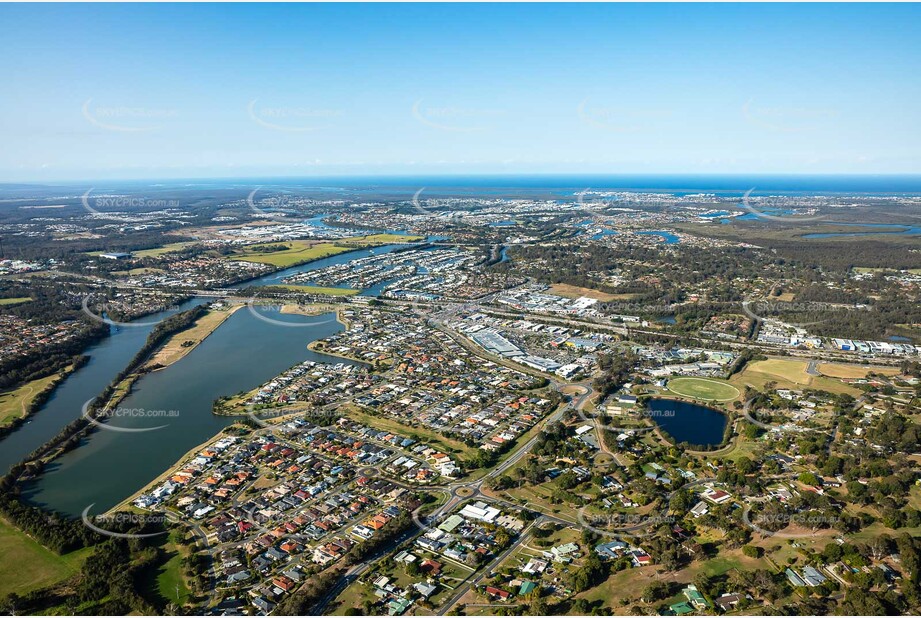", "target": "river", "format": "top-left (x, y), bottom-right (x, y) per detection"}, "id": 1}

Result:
top-left (22, 307), bottom-right (359, 516)
top-left (0, 299), bottom-right (207, 475)
top-left (6, 241), bottom-right (410, 516)
top-left (233, 242), bottom-right (415, 289)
